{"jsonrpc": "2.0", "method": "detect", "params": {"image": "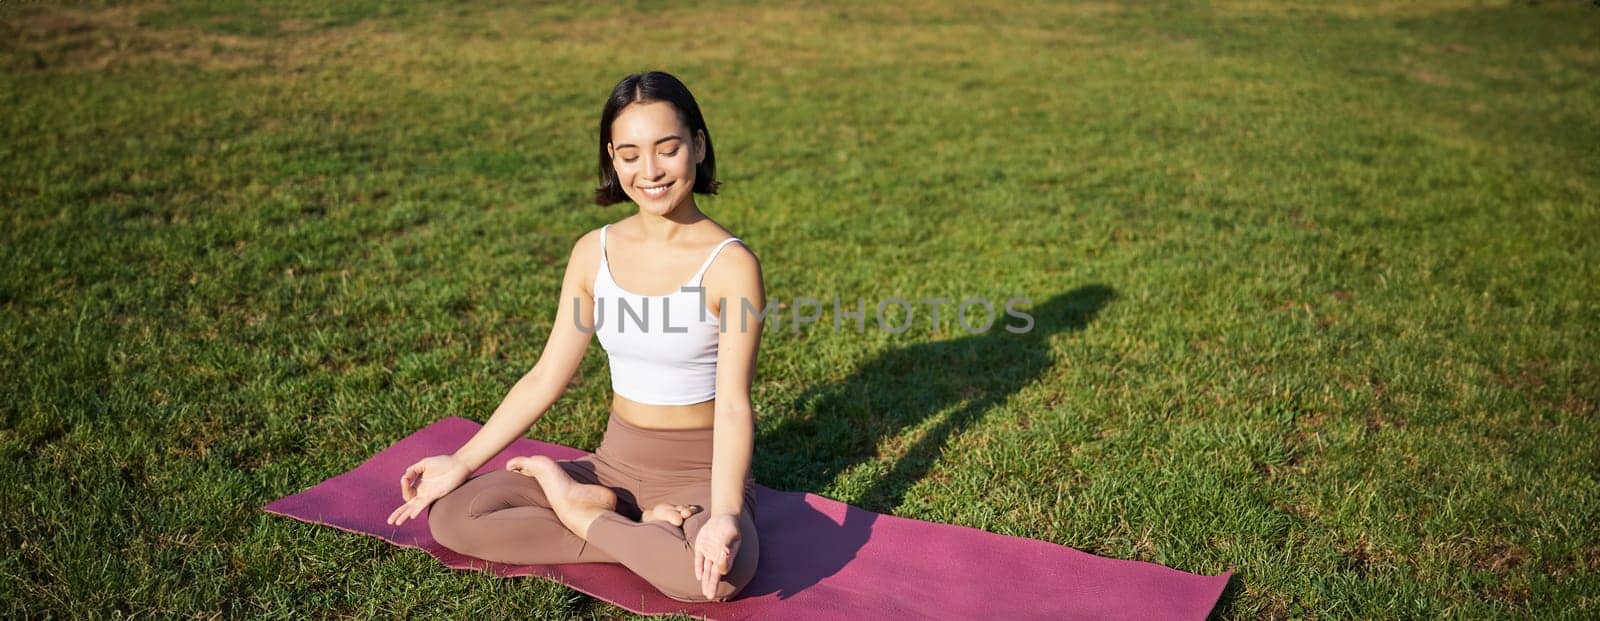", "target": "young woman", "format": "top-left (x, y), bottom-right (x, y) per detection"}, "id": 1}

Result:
top-left (384, 71), bottom-right (765, 603)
